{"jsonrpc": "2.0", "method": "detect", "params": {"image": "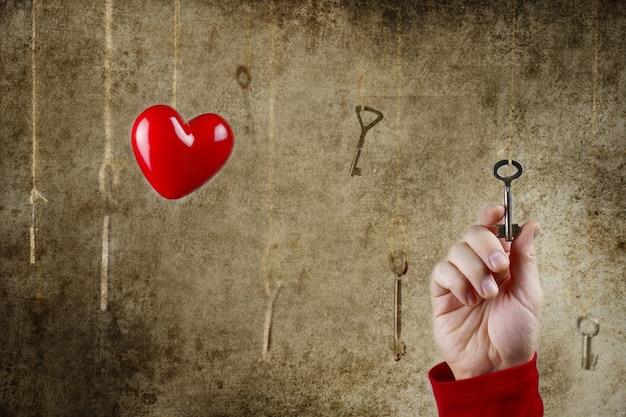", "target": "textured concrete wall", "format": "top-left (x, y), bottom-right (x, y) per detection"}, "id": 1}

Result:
top-left (1, 0), bottom-right (625, 416)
